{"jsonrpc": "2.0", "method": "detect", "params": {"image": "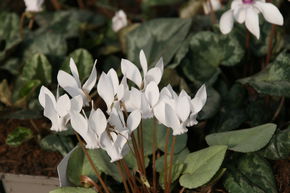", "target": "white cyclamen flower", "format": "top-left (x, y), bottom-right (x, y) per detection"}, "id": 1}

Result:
top-left (24, 0), bottom-right (44, 12)
top-left (100, 106), bottom-right (141, 162)
top-left (153, 85), bottom-right (207, 135)
top-left (112, 10), bottom-right (128, 32)
top-left (219, 0), bottom-right (283, 39)
top-left (70, 107), bottom-right (107, 149)
top-left (121, 50), bottom-right (164, 90)
top-left (57, 58), bottom-right (97, 105)
top-left (203, 0), bottom-right (222, 15)
top-left (97, 69), bottom-right (126, 112)
top-left (38, 86), bottom-right (83, 132)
